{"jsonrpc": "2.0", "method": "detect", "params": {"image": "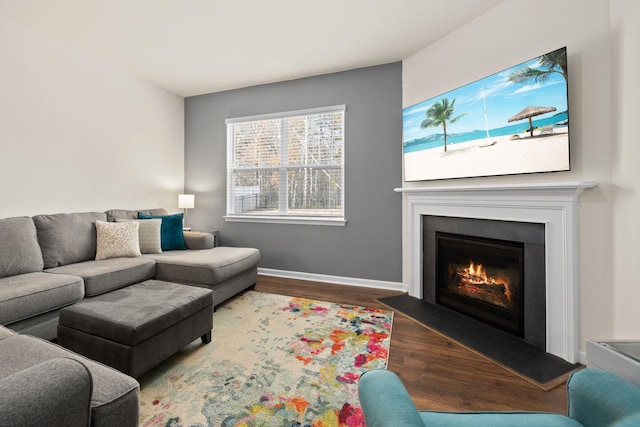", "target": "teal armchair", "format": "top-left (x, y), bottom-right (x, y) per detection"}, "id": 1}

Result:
top-left (358, 369), bottom-right (640, 427)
